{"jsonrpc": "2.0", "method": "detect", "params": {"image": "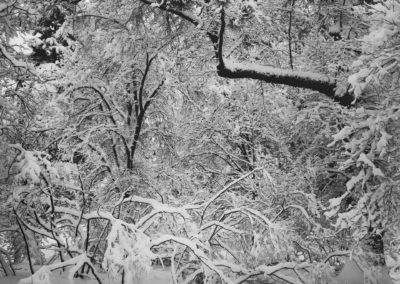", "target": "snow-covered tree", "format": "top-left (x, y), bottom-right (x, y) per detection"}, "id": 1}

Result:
top-left (1, 0), bottom-right (400, 283)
